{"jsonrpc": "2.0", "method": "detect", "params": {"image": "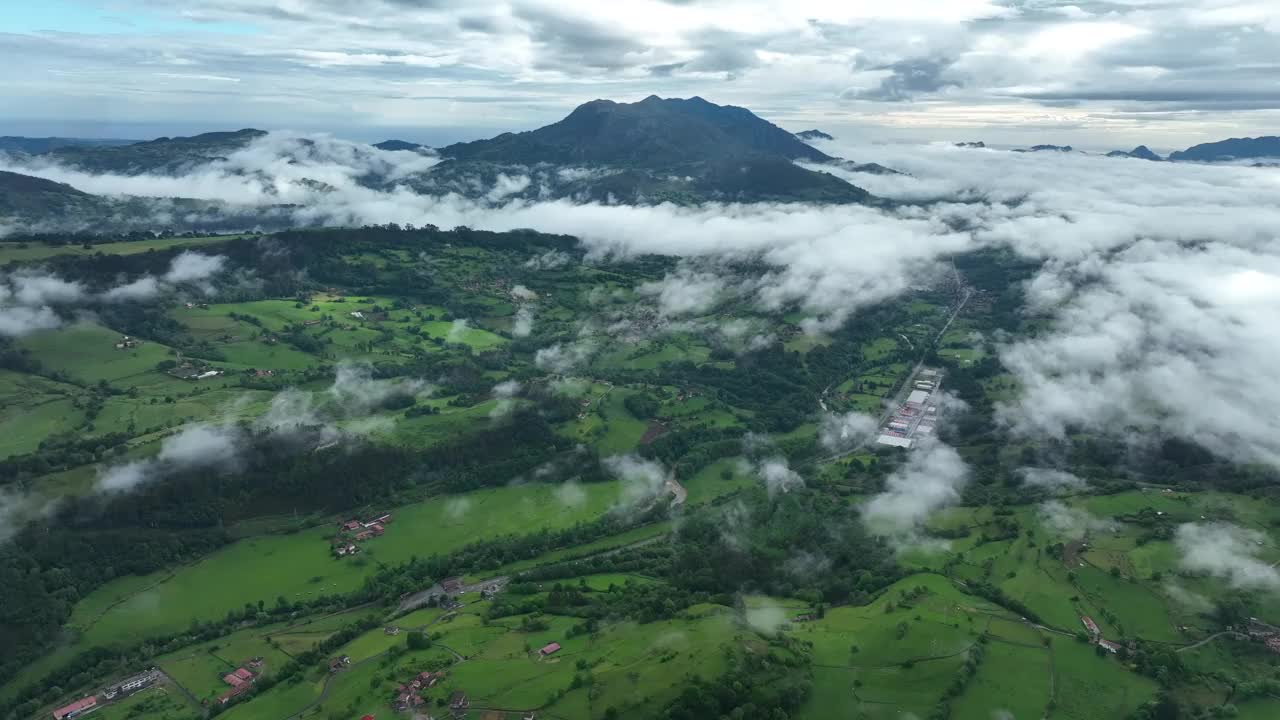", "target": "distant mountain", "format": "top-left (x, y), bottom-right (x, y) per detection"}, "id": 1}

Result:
top-left (795, 129), bottom-right (834, 141)
top-left (0, 136), bottom-right (138, 155)
top-left (373, 140), bottom-right (425, 152)
top-left (1015, 144), bottom-right (1074, 153)
top-left (1106, 145), bottom-right (1163, 161)
top-left (43, 129), bottom-right (267, 174)
top-left (1168, 136), bottom-right (1280, 162)
top-left (433, 96), bottom-right (868, 204)
top-left (955, 141), bottom-right (986, 149)
top-left (440, 96), bottom-right (832, 167)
